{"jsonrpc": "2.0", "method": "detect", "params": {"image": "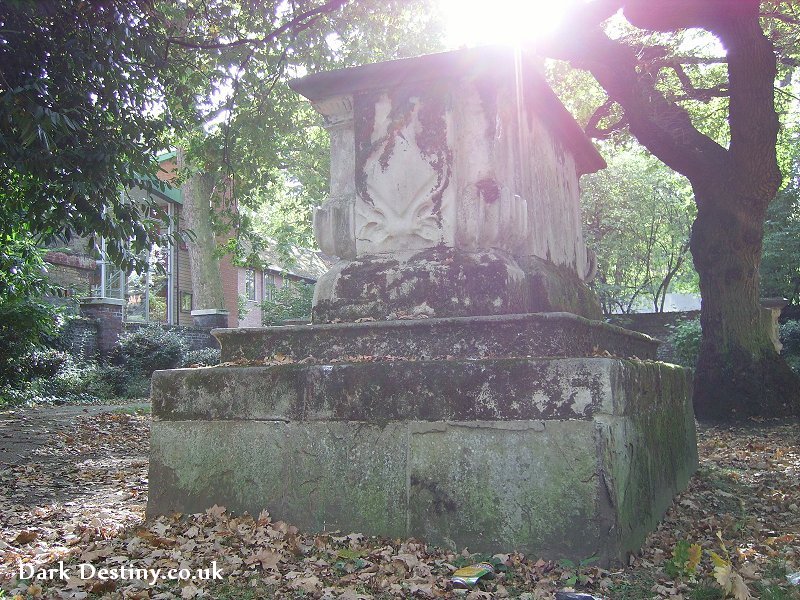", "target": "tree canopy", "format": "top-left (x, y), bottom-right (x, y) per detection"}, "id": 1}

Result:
top-left (0, 0), bottom-right (175, 271)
